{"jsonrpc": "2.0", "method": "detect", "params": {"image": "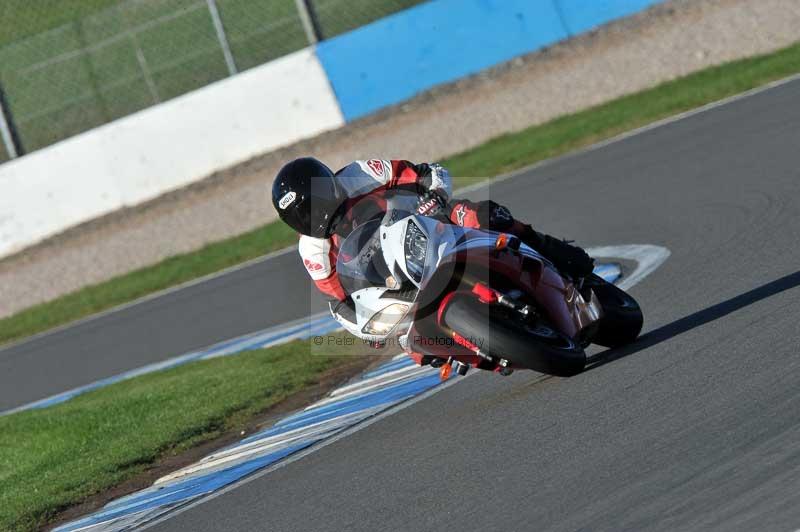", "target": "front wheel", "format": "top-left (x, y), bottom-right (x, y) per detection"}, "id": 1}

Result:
top-left (586, 274), bottom-right (643, 347)
top-left (440, 294), bottom-right (586, 377)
